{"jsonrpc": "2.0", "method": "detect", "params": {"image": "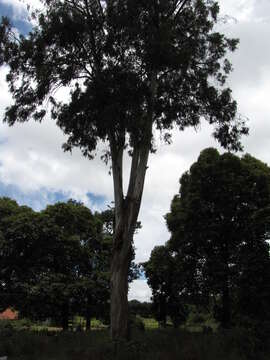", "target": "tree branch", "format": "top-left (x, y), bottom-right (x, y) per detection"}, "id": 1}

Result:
top-left (127, 146), bottom-right (140, 200)
top-left (109, 133), bottom-right (124, 229)
top-left (174, 0), bottom-right (190, 19)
